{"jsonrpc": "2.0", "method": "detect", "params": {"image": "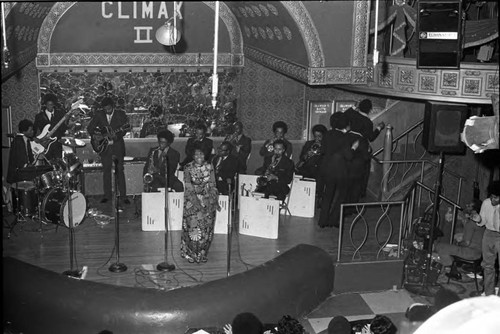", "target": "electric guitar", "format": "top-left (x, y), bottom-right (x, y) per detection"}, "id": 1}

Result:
top-left (91, 123), bottom-right (131, 154)
top-left (31, 99), bottom-right (84, 160)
